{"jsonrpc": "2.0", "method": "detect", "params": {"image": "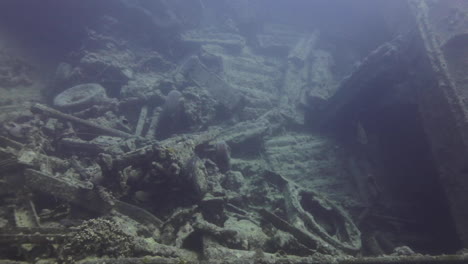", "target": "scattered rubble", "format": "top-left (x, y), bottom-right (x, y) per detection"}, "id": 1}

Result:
top-left (0, 0), bottom-right (466, 263)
